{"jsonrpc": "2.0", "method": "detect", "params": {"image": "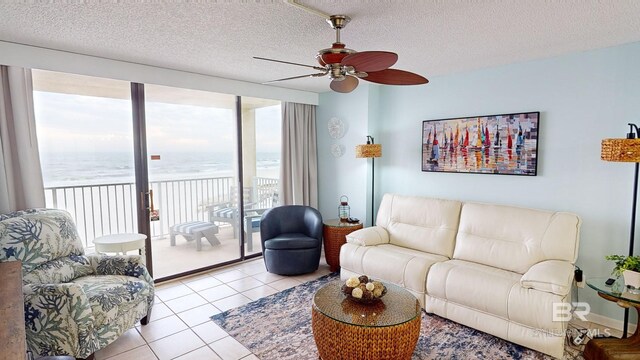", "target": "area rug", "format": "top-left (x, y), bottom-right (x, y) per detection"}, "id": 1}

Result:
top-left (211, 273), bottom-right (584, 359)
